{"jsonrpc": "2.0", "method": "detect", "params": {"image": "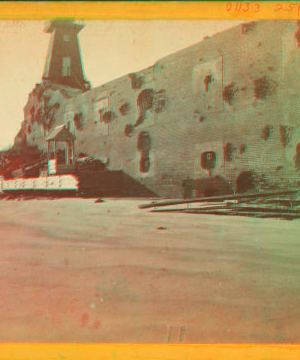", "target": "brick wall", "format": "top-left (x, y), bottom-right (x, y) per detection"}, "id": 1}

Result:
top-left (20, 21), bottom-right (300, 198)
